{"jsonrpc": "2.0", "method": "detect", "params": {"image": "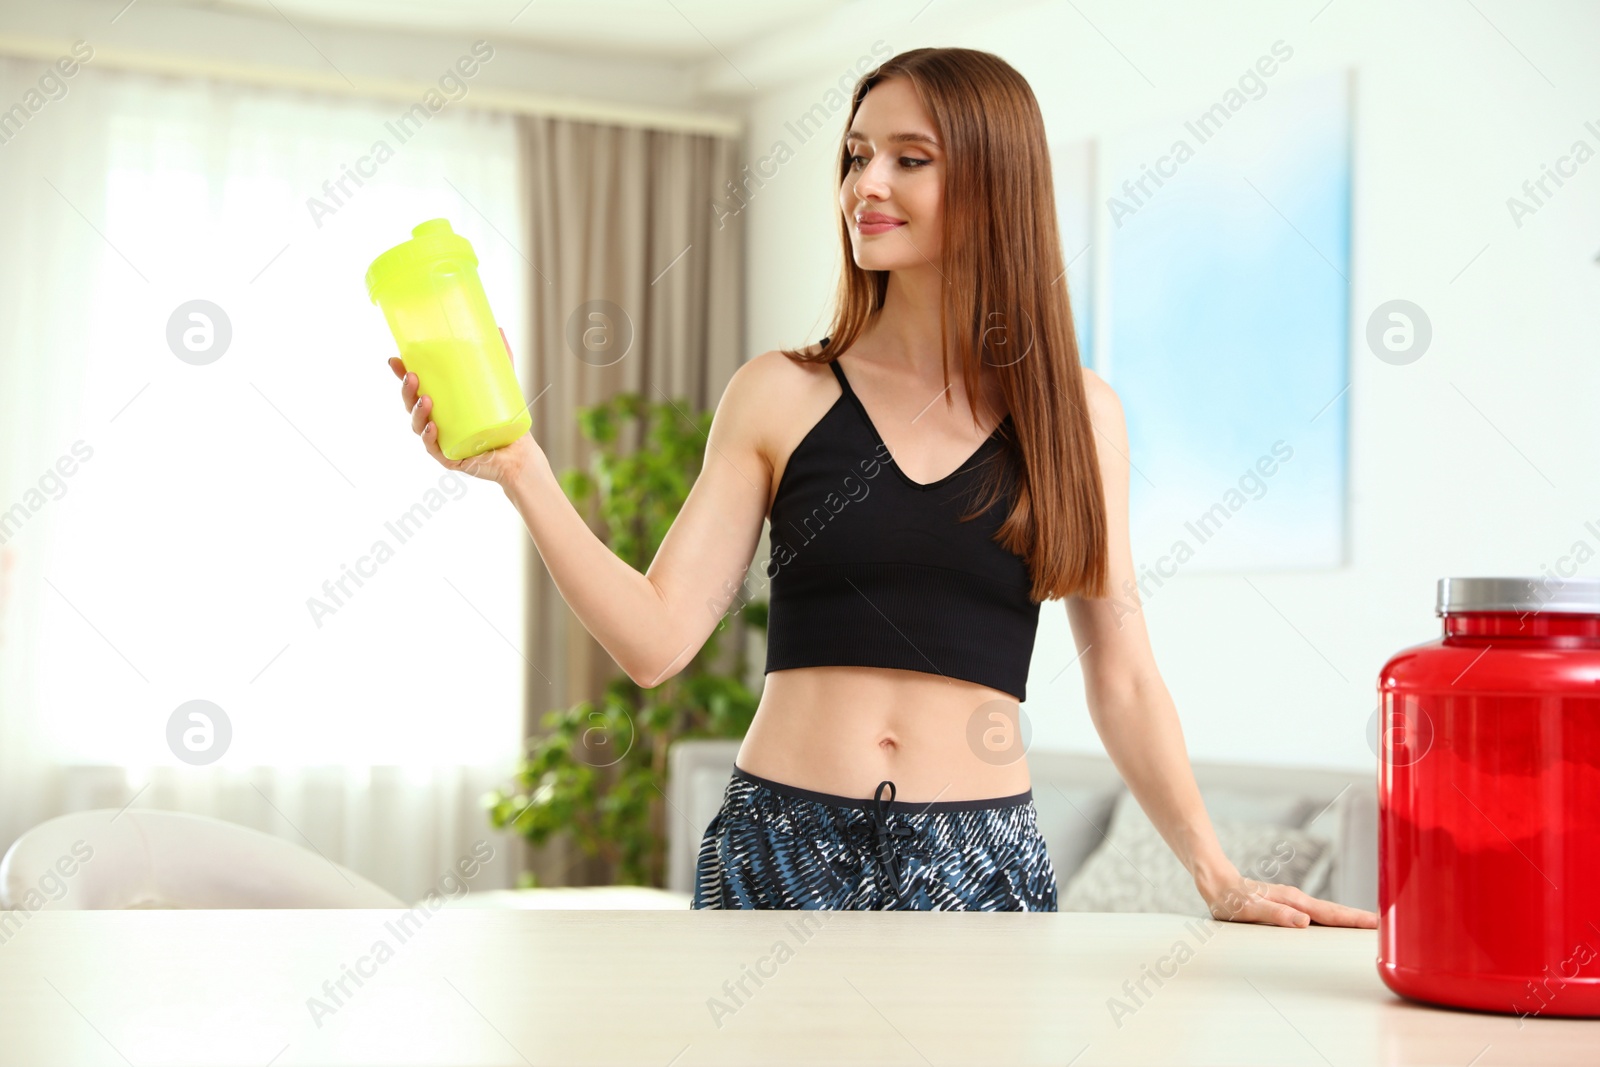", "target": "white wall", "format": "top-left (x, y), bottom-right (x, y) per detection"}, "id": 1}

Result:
top-left (0, 0), bottom-right (714, 115)
top-left (737, 0), bottom-right (1600, 771)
